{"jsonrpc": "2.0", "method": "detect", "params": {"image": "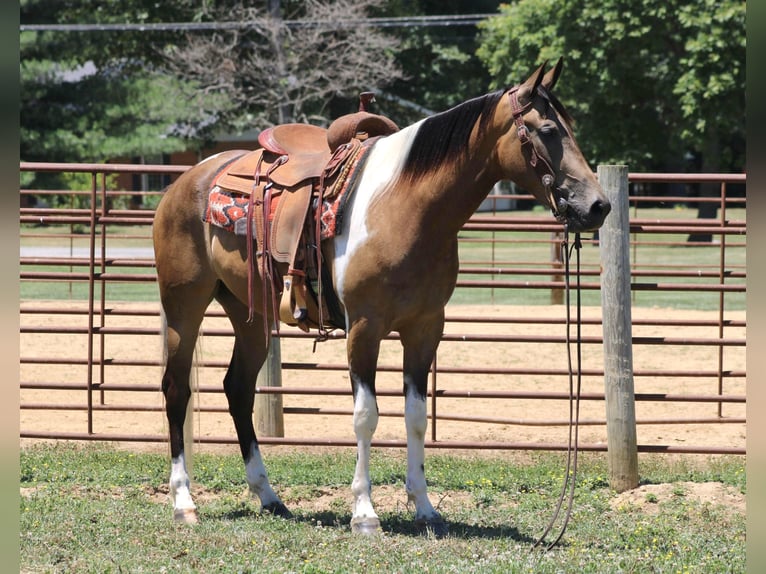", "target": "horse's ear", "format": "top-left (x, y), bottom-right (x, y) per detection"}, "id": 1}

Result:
top-left (517, 60), bottom-right (548, 104)
top-left (542, 57), bottom-right (563, 92)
